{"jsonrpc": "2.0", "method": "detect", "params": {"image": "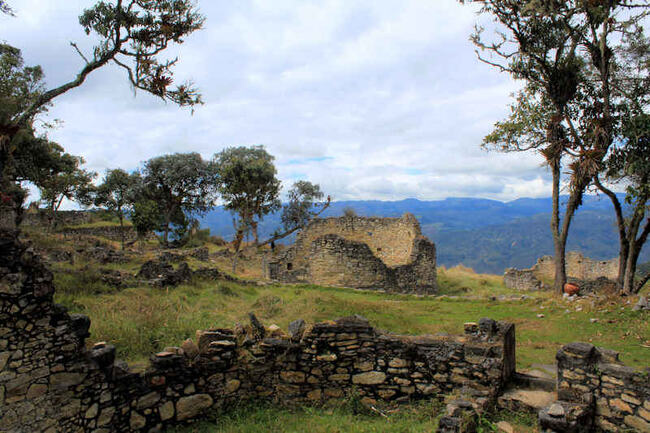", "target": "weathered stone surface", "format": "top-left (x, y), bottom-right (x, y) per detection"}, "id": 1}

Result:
top-left (548, 403), bottom-right (565, 417)
top-left (280, 371), bottom-right (306, 383)
top-left (85, 403), bottom-right (99, 419)
top-left (352, 371), bottom-right (386, 385)
top-left (94, 407), bottom-right (113, 428)
top-left (159, 401), bottom-right (174, 421)
top-left (176, 394), bottom-right (213, 421)
top-left (225, 379), bottom-right (241, 393)
top-left (181, 338), bottom-right (199, 359)
top-left (269, 214), bottom-right (437, 294)
top-left (288, 319), bottom-right (306, 341)
top-left (130, 411), bottom-right (146, 429)
top-left (624, 415), bottom-right (650, 432)
top-left (50, 372), bottom-right (86, 388)
top-left (137, 391), bottom-right (160, 409)
top-left (496, 421), bottom-right (514, 433)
